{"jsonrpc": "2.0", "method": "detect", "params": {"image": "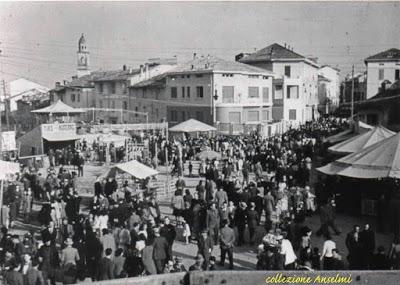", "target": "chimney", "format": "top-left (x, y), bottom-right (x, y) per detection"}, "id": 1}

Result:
top-left (55, 82), bottom-right (61, 88)
top-left (140, 65), bottom-right (144, 75)
top-left (123, 64), bottom-right (127, 71)
top-left (193, 53), bottom-right (197, 59)
top-left (63, 80), bottom-right (67, 85)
